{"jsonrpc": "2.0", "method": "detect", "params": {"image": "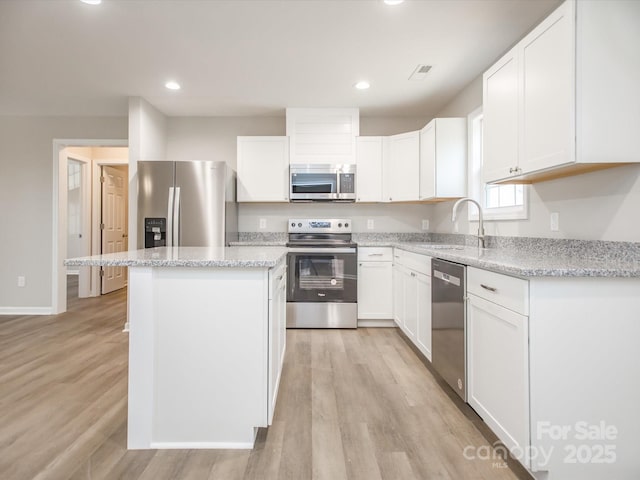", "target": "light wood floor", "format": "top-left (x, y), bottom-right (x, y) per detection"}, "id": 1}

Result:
top-left (0, 277), bottom-right (525, 480)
